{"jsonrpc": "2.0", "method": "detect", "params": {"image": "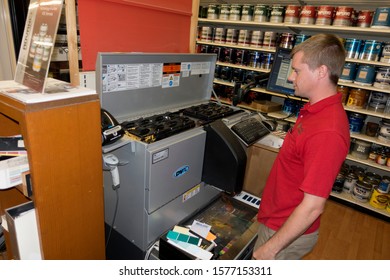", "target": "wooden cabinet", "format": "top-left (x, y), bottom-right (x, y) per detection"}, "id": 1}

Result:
top-left (0, 83), bottom-right (105, 259)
